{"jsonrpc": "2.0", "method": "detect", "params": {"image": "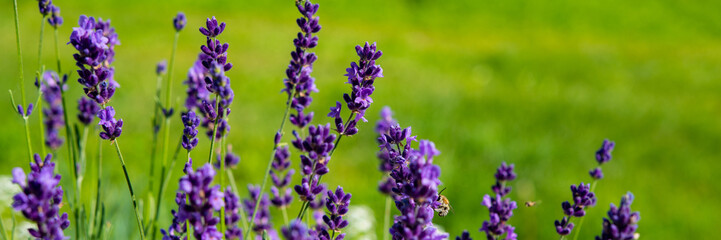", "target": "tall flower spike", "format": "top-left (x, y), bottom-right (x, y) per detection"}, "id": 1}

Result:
top-left (197, 16), bottom-right (234, 140)
top-left (225, 187), bottom-right (244, 240)
top-left (554, 182), bottom-right (597, 237)
top-left (47, 4), bottom-right (63, 28)
top-left (69, 15), bottom-right (120, 105)
top-left (282, 220), bottom-right (313, 240)
top-left (479, 162), bottom-right (518, 240)
top-left (173, 162), bottom-right (225, 239)
top-left (270, 145), bottom-right (294, 208)
top-left (330, 42), bottom-right (384, 136)
top-left (375, 107), bottom-right (400, 196)
top-left (37, 71), bottom-right (67, 149)
top-left (320, 186), bottom-right (351, 240)
top-left (595, 192), bottom-right (640, 240)
top-left (243, 185), bottom-right (279, 239)
top-left (284, 0), bottom-right (321, 130)
top-left (12, 154), bottom-right (70, 239)
top-left (292, 124), bottom-right (335, 204)
top-left (97, 106), bottom-right (123, 141)
top-left (389, 138), bottom-right (447, 240)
